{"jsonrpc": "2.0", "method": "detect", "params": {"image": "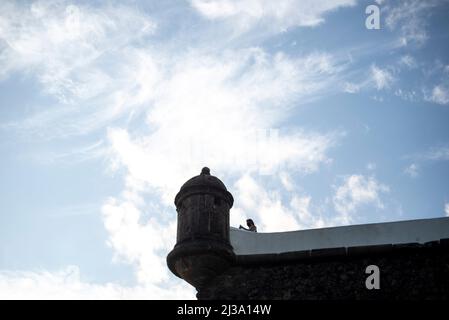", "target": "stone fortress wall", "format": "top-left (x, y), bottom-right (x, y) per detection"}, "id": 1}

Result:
top-left (167, 168), bottom-right (449, 300)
